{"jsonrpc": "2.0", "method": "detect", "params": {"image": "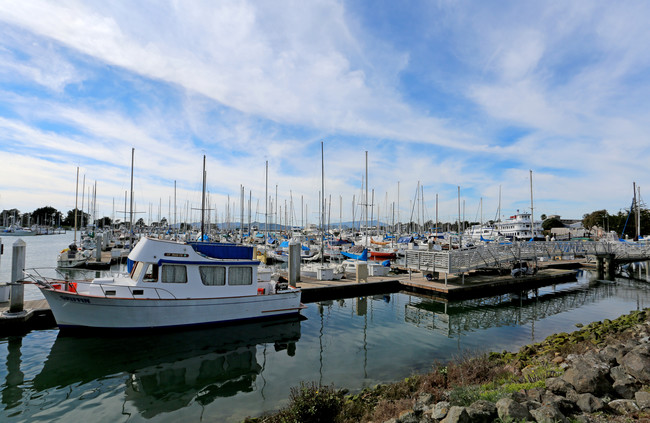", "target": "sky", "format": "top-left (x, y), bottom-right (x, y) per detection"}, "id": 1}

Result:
top-left (1, 0), bottom-right (649, 227)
